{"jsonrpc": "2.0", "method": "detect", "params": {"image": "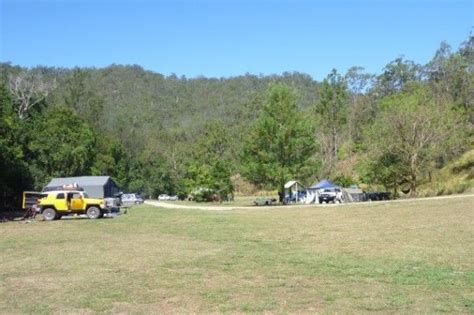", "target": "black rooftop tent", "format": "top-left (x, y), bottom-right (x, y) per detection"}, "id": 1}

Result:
top-left (44, 176), bottom-right (120, 199)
